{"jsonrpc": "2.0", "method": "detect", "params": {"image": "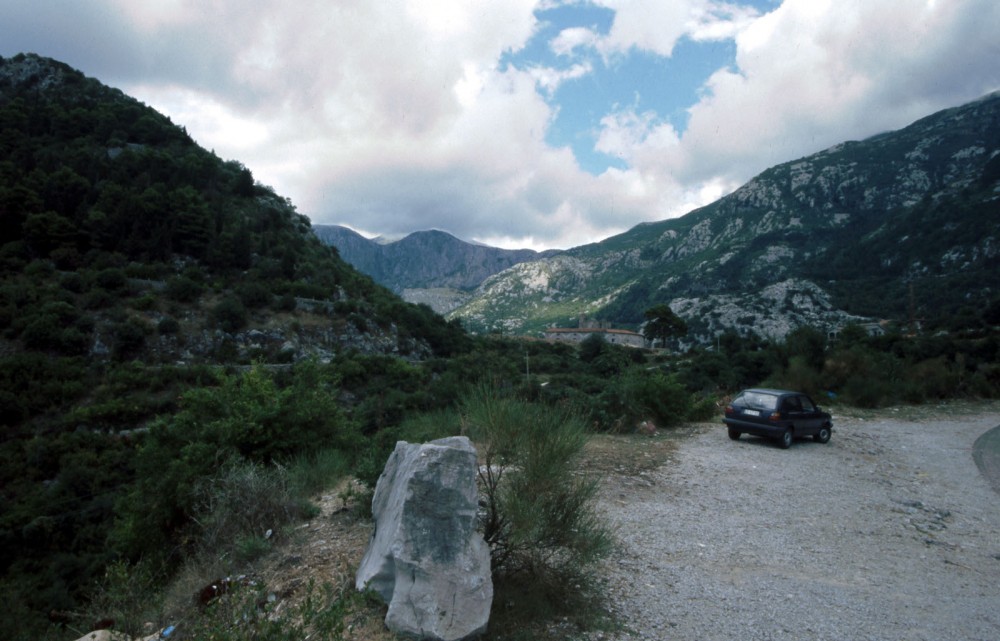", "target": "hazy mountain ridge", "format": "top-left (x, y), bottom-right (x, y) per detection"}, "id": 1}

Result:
top-left (313, 224), bottom-right (558, 312)
top-left (448, 92), bottom-right (1000, 340)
